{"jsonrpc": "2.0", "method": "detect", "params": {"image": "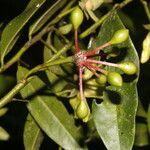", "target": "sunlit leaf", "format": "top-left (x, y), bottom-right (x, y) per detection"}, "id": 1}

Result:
top-left (92, 12), bottom-right (139, 150)
top-left (0, 0), bottom-right (45, 65)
